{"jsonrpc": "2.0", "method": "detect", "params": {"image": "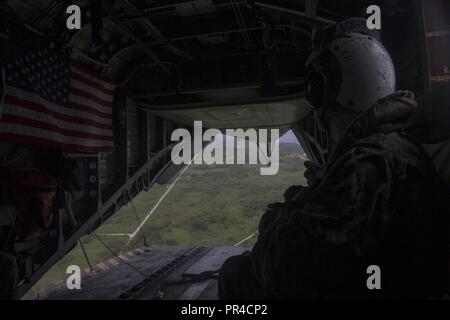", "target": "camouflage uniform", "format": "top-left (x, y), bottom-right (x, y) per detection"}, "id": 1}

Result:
top-left (219, 92), bottom-right (449, 299)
